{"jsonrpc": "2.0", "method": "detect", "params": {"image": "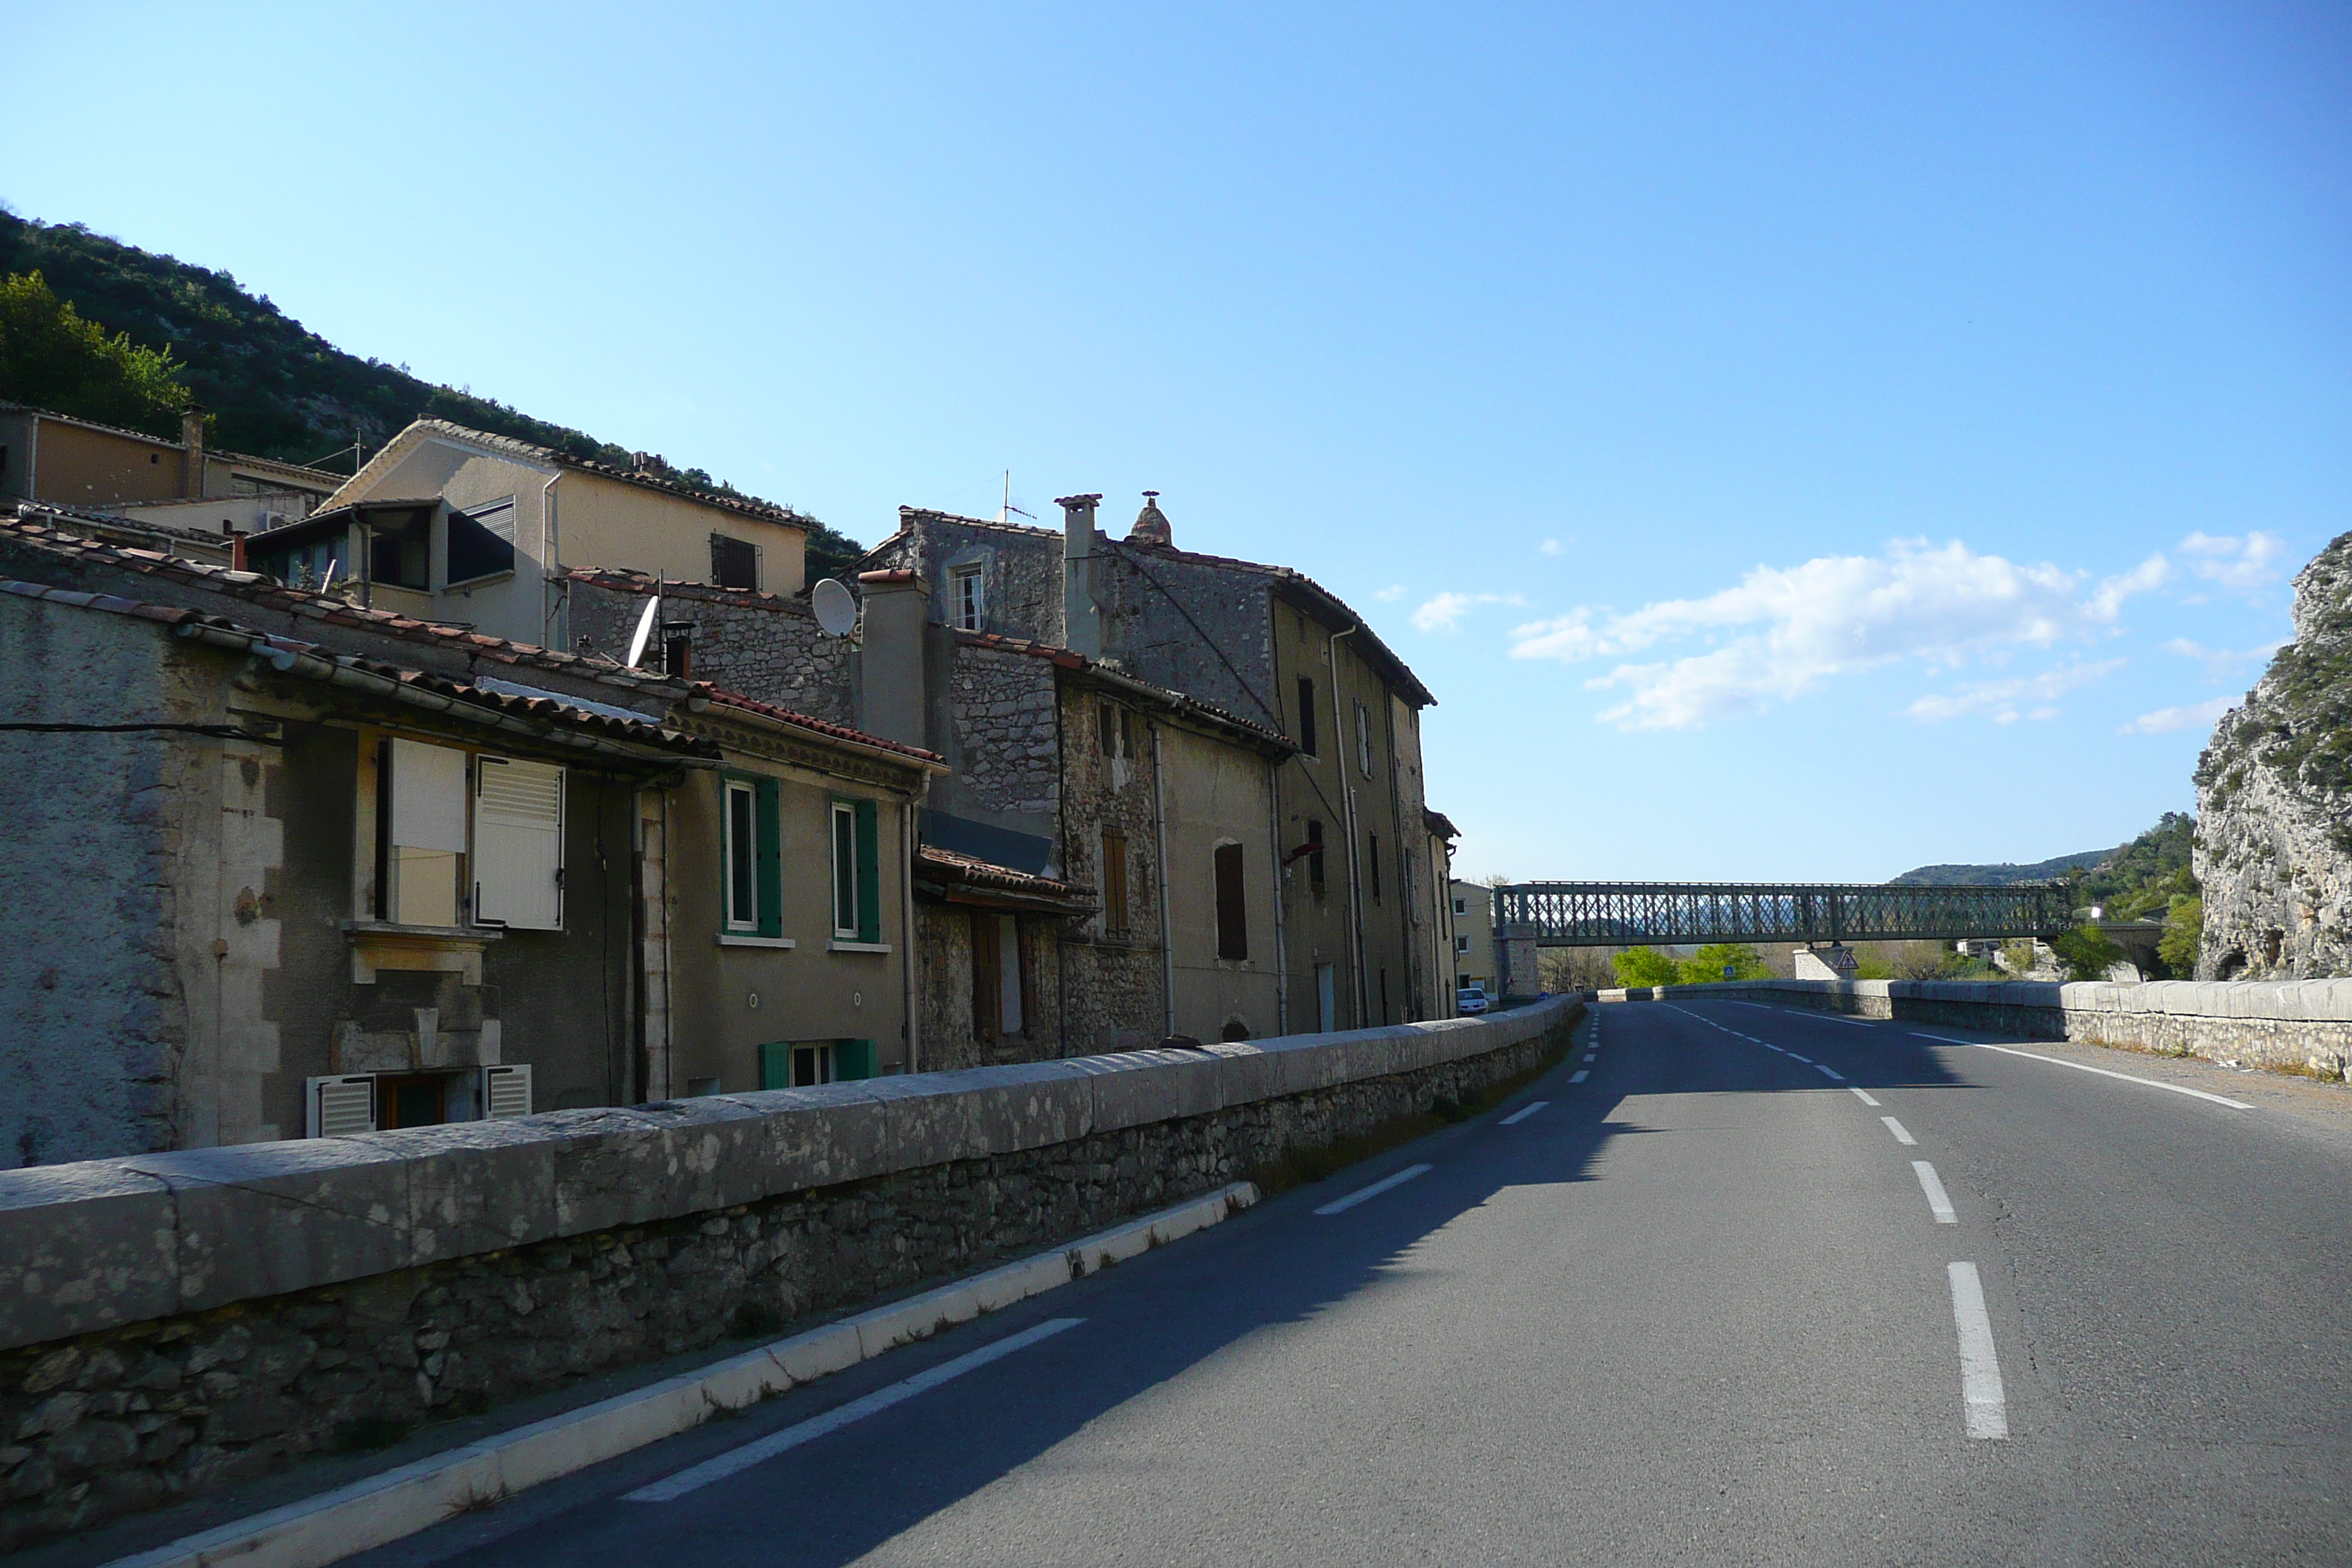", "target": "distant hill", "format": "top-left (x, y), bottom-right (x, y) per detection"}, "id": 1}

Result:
top-left (0, 212), bottom-right (863, 579)
top-left (1891, 849), bottom-right (2113, 886)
